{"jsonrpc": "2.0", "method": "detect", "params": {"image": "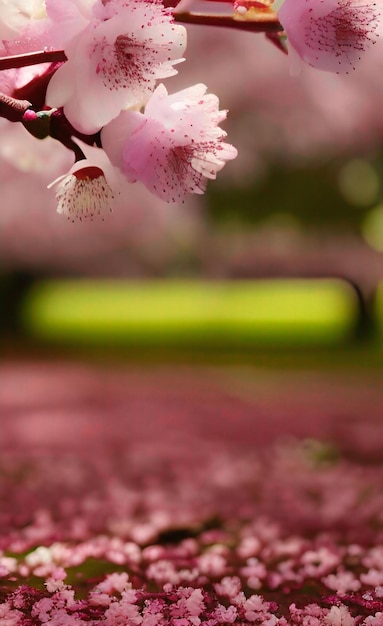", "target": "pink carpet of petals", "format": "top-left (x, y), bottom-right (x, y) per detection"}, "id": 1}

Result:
top-left (1, 363), bottom-right (383, 624)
